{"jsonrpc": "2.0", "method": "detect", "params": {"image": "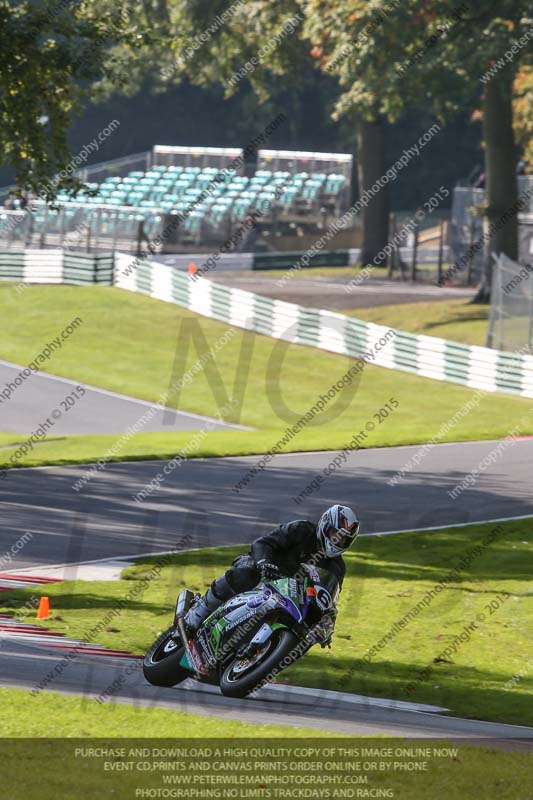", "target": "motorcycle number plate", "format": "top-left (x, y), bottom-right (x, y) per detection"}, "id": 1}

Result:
top-left (314, 586), bottom-right (332, 611)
